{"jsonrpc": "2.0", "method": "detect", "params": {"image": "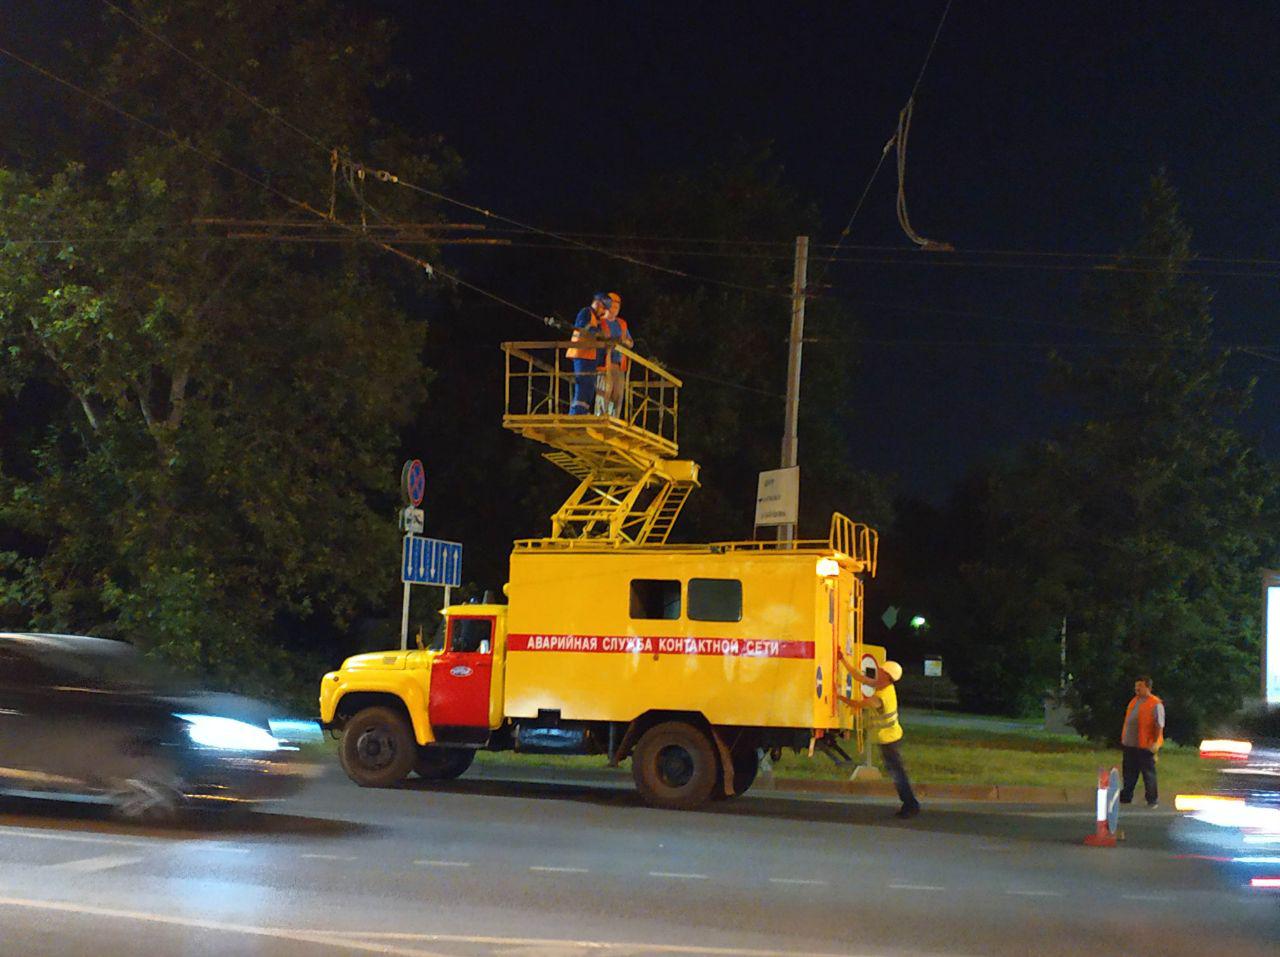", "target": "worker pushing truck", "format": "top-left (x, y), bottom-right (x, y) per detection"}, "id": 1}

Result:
top-left (319, 337), bottom-right (882, 810)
